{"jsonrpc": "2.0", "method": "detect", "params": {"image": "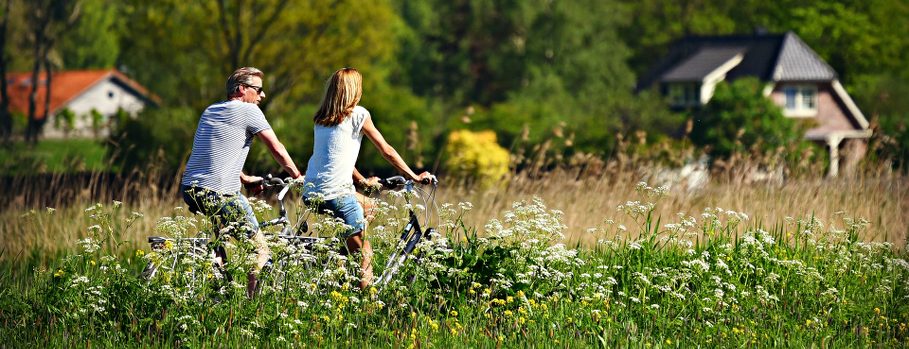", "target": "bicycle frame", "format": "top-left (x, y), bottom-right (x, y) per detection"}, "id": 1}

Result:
top-left (259, 175), bottom-right (439, 292)
top-left (143, 236), bottom-right (222, 282)
top-left (374, 179), bottom-right (437, 291)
